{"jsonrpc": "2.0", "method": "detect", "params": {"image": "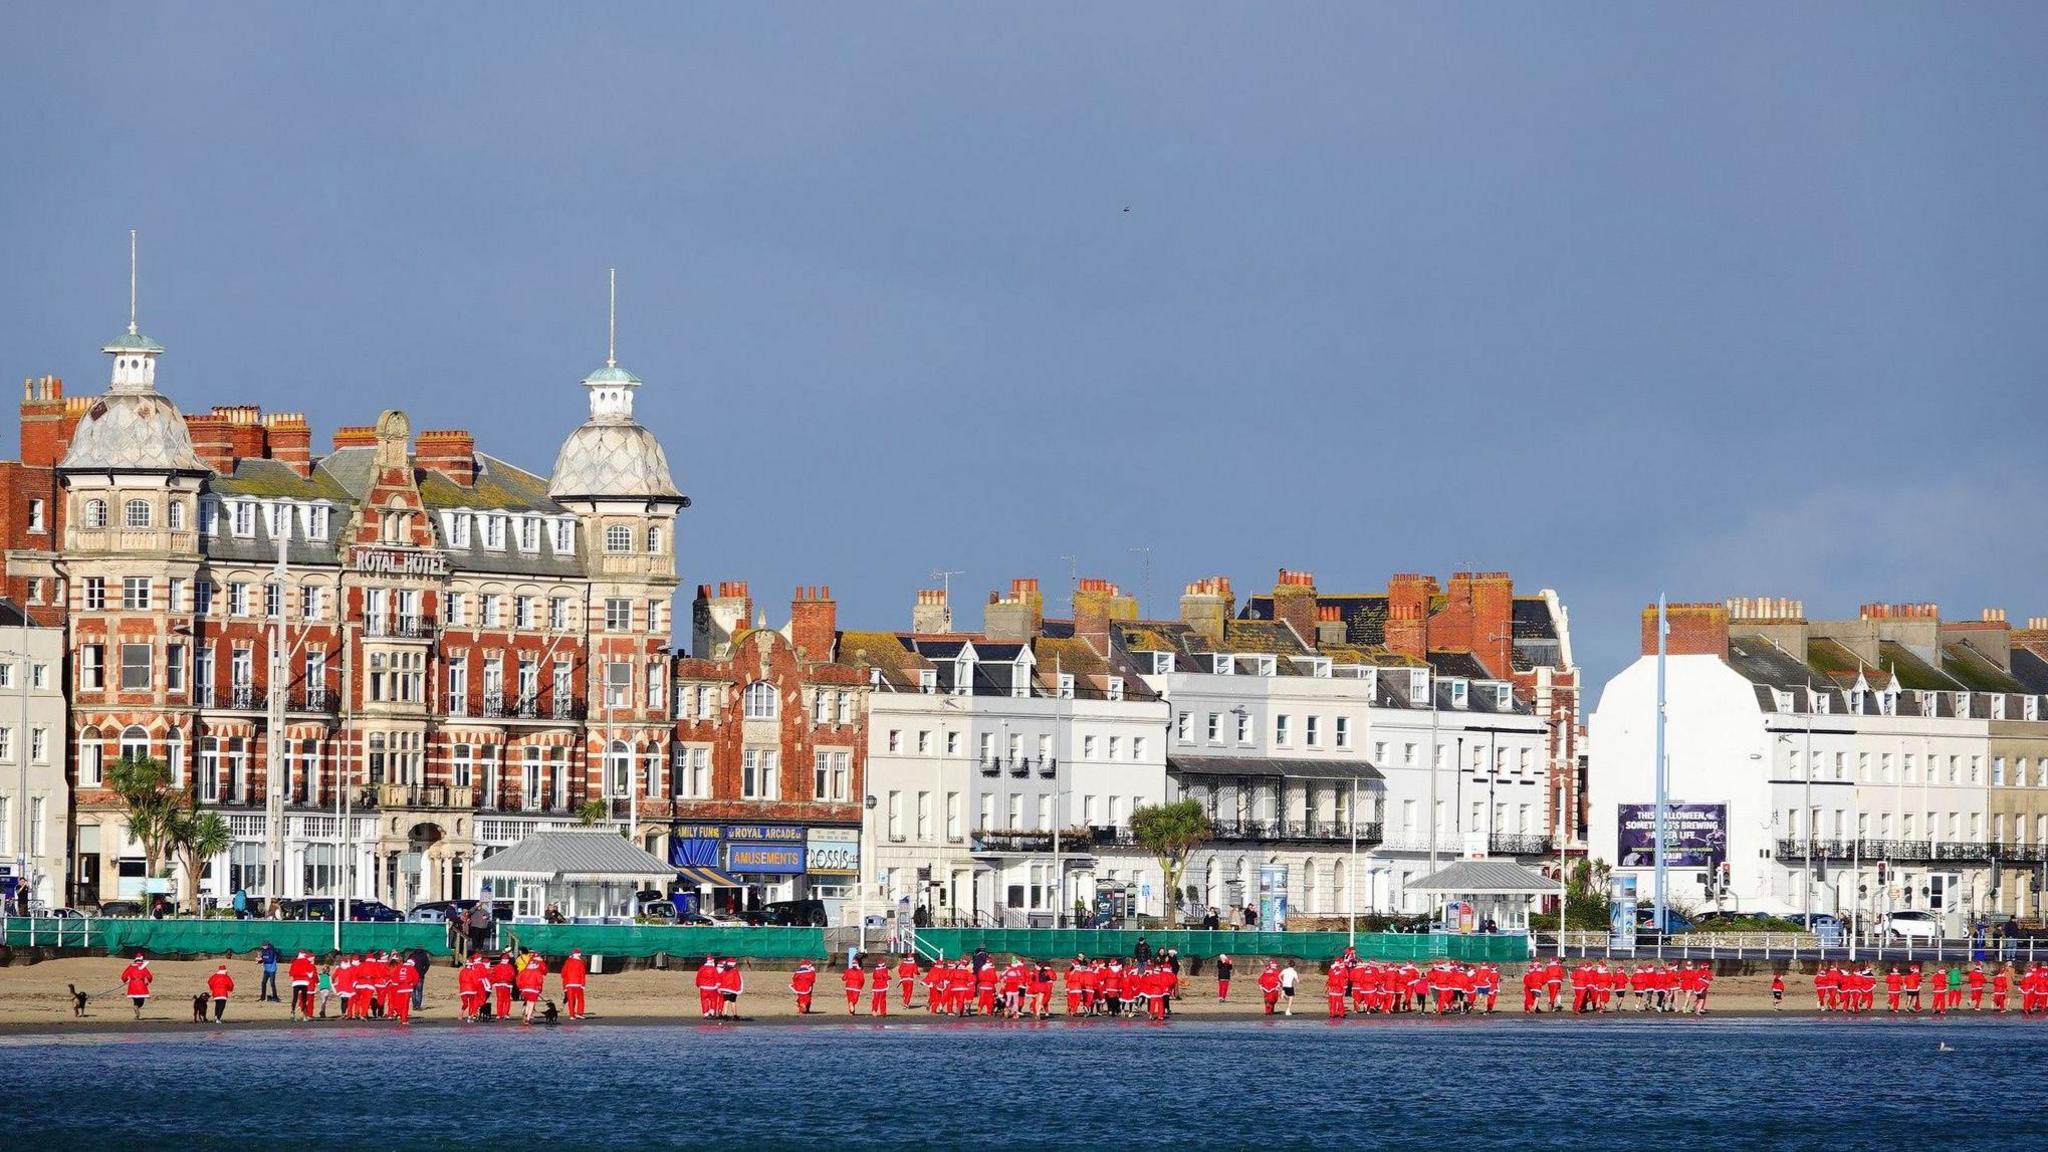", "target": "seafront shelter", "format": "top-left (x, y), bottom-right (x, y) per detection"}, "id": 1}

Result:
top-left (476, 831), bottom-right (674, 921)
top-left (1409, 859), bottom-right (1555, 932)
